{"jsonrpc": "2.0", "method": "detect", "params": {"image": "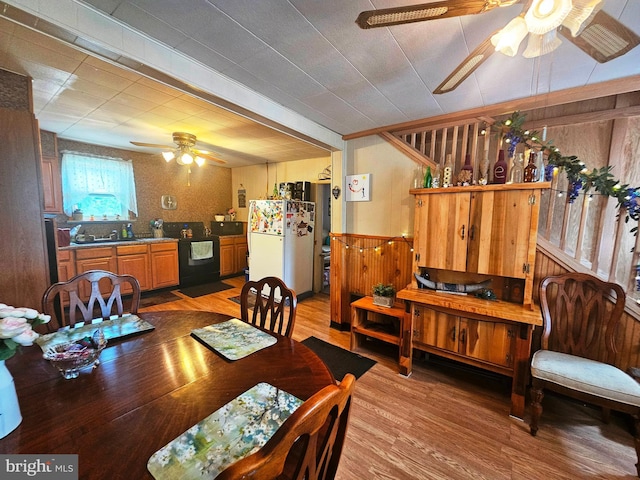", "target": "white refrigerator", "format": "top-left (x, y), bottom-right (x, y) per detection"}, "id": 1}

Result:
top-left (247, 199), bottom-right (315, 296)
